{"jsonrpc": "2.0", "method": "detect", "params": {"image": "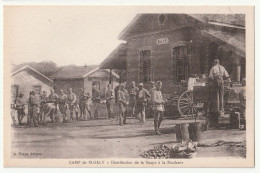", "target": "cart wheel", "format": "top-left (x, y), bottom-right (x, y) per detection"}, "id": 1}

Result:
top-left (178, 90), bottom-right (197, 117)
